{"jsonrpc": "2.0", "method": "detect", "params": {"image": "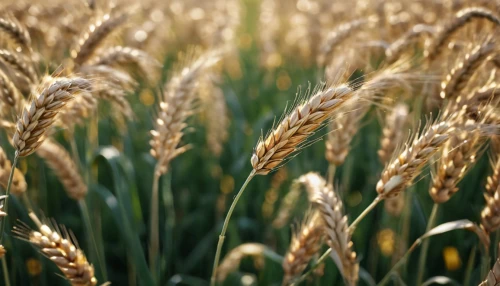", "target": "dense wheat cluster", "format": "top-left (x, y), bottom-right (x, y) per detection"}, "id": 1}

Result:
top-left (0, 0), bottom-right (500, 285)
